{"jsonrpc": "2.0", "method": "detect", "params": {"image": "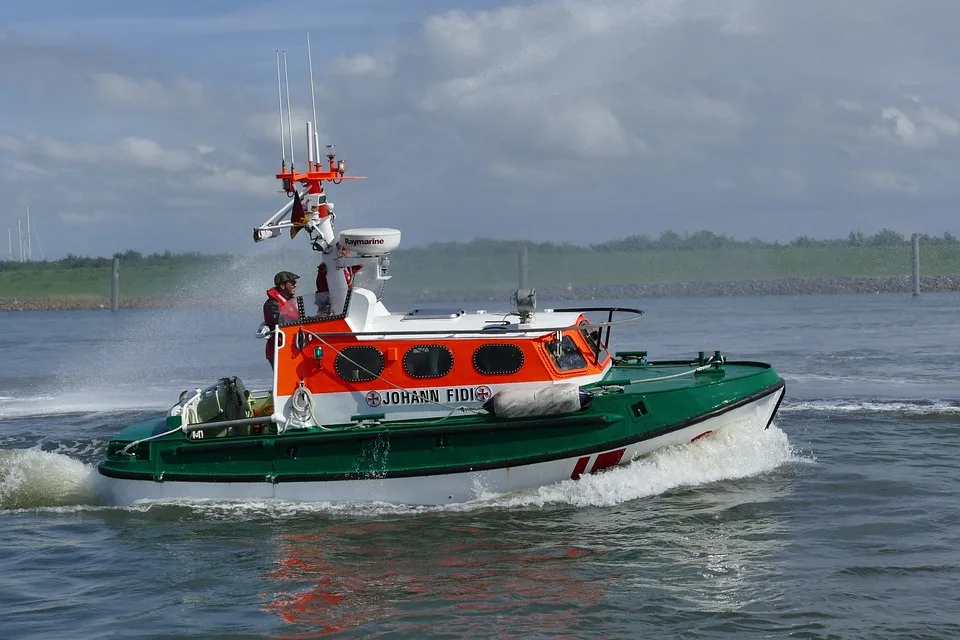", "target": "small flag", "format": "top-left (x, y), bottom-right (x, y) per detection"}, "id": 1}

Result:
top-left (290, 190), bottom-right (306, 239)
